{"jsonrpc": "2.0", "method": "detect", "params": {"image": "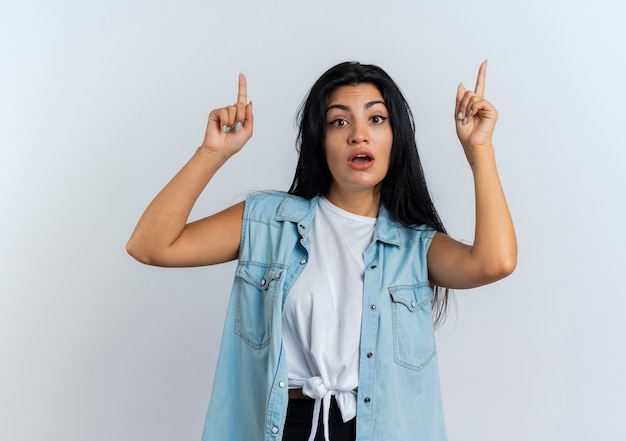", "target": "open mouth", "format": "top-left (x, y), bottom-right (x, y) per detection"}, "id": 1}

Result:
top-left (349, 151), bottom-right (374, 164)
